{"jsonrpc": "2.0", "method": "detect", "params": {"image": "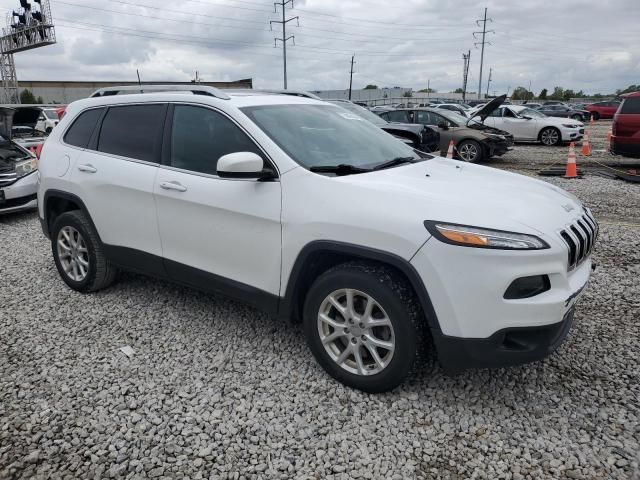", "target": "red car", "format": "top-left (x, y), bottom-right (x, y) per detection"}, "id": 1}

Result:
top-left (611, 92), bottom-right (640, 157)
top-left (585, 100), bottom-right (621, 120)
